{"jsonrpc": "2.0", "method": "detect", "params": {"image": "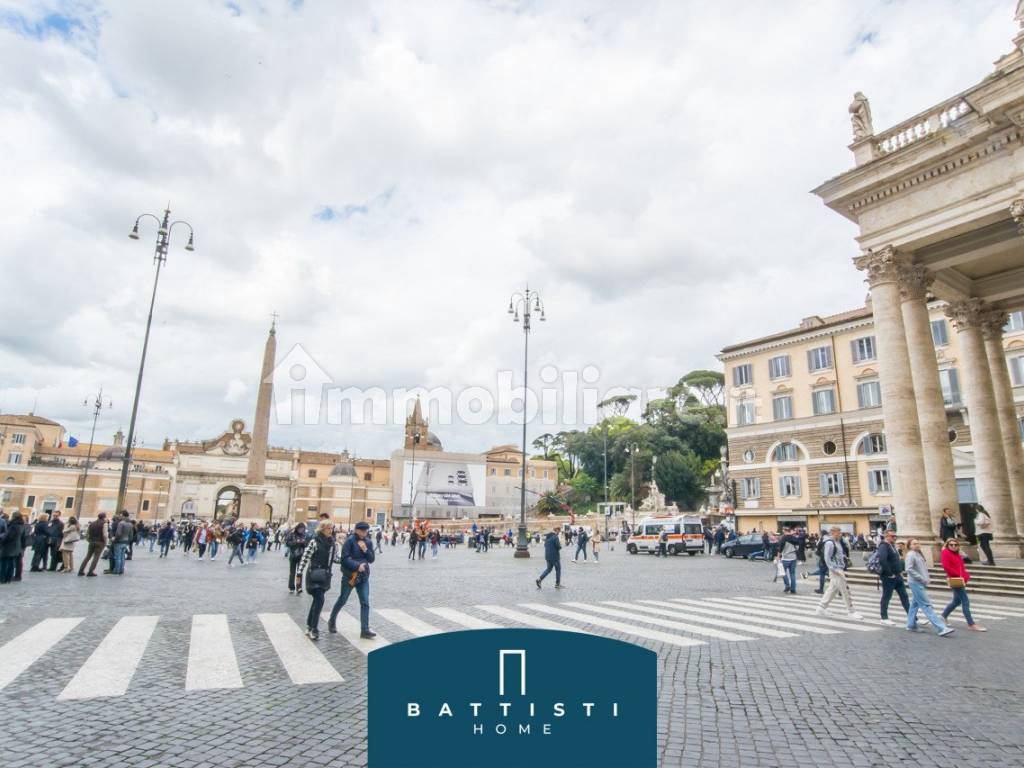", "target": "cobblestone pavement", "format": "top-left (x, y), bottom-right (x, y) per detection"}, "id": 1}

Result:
top-left (1, 539), bottom-right (1023, 767)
